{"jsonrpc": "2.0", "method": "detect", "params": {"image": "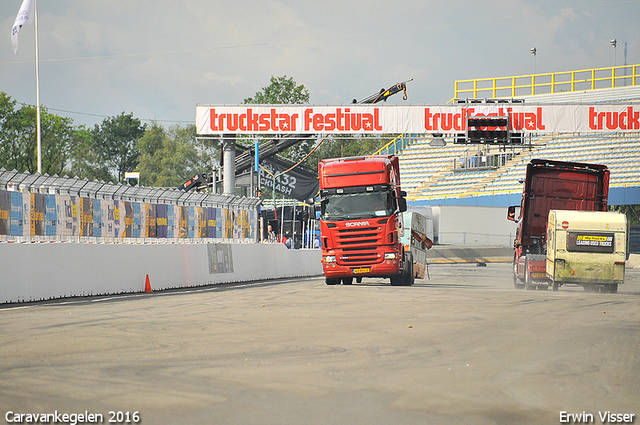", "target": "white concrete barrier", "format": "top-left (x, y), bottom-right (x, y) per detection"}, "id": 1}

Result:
top-left (0, 243), bottom-right (322, 304)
